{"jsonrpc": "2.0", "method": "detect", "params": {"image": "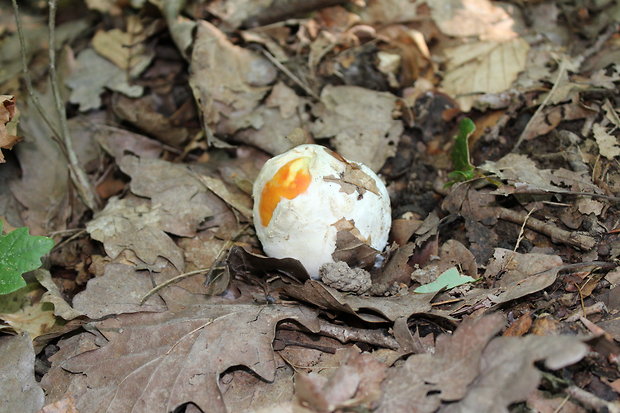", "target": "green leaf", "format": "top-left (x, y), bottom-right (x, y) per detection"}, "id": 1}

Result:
top-left (0, 222), bottom-right (54, 295)
top-left (414, 266), bottom-right (476, 294)
top-left (447, 118), bottom-right (476, 186)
